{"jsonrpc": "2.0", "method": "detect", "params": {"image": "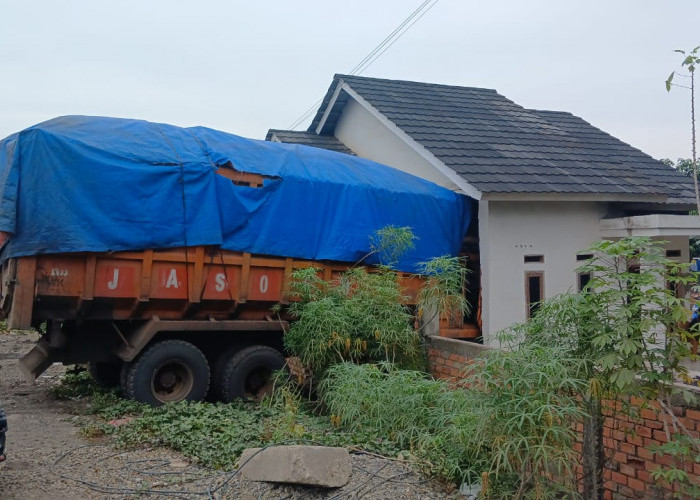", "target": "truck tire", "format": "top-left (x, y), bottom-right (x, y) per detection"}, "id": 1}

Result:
top-left (124, 340), bottom-right (210, 406)
top-left (119, 361), bottom-right (130, 396)
top-left (209, 344), bottom-right (246, 402)
top-left (88, 361), bottom-right (122, 388)
top-left (220, 345), bottom-right (285, 403)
